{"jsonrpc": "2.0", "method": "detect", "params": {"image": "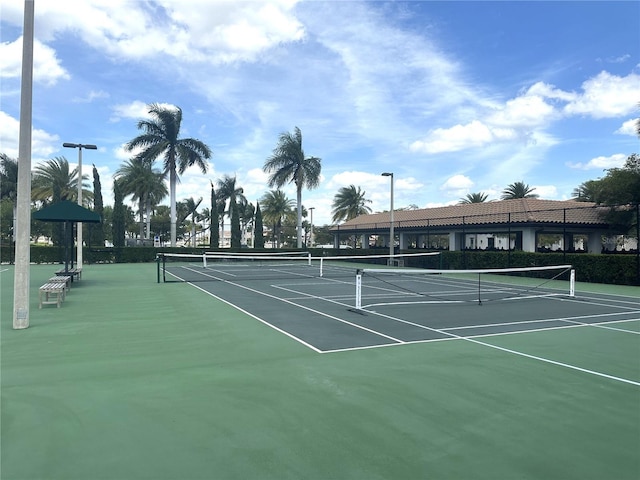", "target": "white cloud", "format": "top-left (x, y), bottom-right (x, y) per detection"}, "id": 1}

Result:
top-left (0, 1), bottom-right (305, 66)
top-left (0, 36), bottom-right (70, 86)
top-left (409, 69), bottom-right (638, 156)
top-left (566, 153), bottom-right (627, 170)
top-left (564, 71), bottom-right (640, 118)
top-left (110, 101), bottom-right (177, 123)
top-left (486, 94), bottom-right (558, 128)
top-left (0, 110), bottom-right (59, 159)
top-left (410, 120), bottom-right (503, 154)
top-left (615, 118), bottom-right (639, 136)
top-left (72, 90), bottom-right (109, 103)
top-left (532, 185), bottom-right (558, 198)
top-left (440, 174), bottom-right (474, 198)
